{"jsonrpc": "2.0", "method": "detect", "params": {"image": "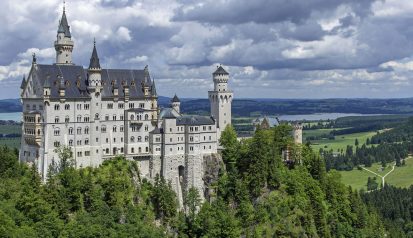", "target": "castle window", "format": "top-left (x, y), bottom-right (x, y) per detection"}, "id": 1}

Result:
top-left (54, 141), bottom-right (60, 147)
top-left (84, 116), bottom-right (90, 122)
top-left (155, 137), bottom-right (160, 142)
top-left (107, 103), bottom-right (113, 109)
top-left (139, 147), bottom-right (142, 153)
top-left (209, 126), bottom-right (212, 130)
top-left (105, 115), bottom-right (109, 121)
top-left (77, 151), bottom-right (82, 157)
top-left (96, 138), bottom-right (99, 142)
top-left (170, 128), bottom-right (172, 132)
top-left (54, 128), bottom-right (60, 136)
top-left (129, 103), bottom-right (134, 108)
top-left (145, 125), bottom-right (148, 131)
top-left (54, 104), bottom-right (60, 110)
top-left (121, 147), bottom-right (124, 153)
top-left (170, 138), bottom-right (172, 142)
top-left (32, 105), bottom-right (36, 110)
top-left (203, 126), bottom-right (206, 131)
top-left (39, 105), bottom-right (43, 110)
top-left (209, 136), bottom-right (211, 140)
top-left (190, 146), bottom-right (193, 151)
top-left (77, 104), bottom-right (81, 110)
top-left (118, 103), bottom-right (124, 109)
top-left (131, 148), bottom-right (135, 153)
top-left (190, 136), bottom-right (193, 142)
top-left (84, 104), bottom-right (89, 110)
top-left (101, 125), bottom-right (107, 133)
top-left (106, 138), bottom-right (109, 143)
top-left (106, 148), bottom-right (109, 154)
top-left (146, 147), bottom-right (148, 152)
top-left (145, 136), bottom-right (148, 142)
top-left (140, 103), bottom-right (144, 108)
top-left (113, 115), bottom-right (117, 120)
top-left (69, 140), bottom-right (73, 146)
top-left (65, 116), bottom-right (69, 123)
top-left (95, 113), bottom-right (99, 120)
top-left (145, 114), bottom-right (148, 120)
top-left (138, 136), bottom-right (142, 142)
top-left (113, 126), bottom-right (117, 132)
top-left (85, 151), bottom-right (90, 156)
top-left (69, 127), bottom-right (73, 134)
top-left (55, 116), bottom-right (60, 123)
top-left (77, 140), bottom-right (82, 146)
top-left (121, 137), bottom-right (123, 142)
top-left (120, 115), bottom-right (124, 120)
top-left (84, 127), bottom-right (89, 134)
top-left (77, 115), bottom-right (81, 122)
top-left (77, 127), bottom-right (82, 134)
top-left (120, 126), bottom-right (124, 132)
top-left (85, 139), bottom-right (89, 145)
top-left (130, 114), bottom-right (134, 120)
